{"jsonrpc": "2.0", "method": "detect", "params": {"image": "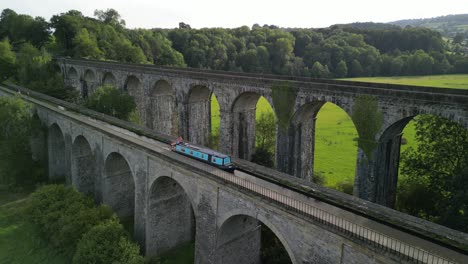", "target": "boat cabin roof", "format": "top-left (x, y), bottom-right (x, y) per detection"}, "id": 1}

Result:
top-left (176, 143), bottom-right (230, 158)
